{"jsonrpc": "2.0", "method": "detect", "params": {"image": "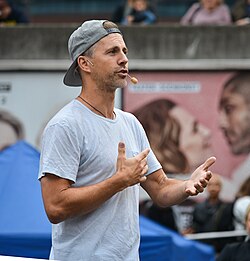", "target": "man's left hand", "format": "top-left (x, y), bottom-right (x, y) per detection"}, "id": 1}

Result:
top-left (185, 157), bottom-right (216, 196)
